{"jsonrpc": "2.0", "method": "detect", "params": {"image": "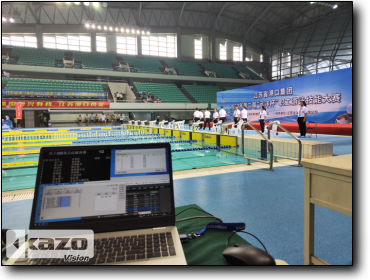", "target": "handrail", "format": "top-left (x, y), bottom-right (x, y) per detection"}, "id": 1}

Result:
top-left (267, 122), bottom-right (302, 167)
top-left (241, 122), bottom-right (274, 171)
